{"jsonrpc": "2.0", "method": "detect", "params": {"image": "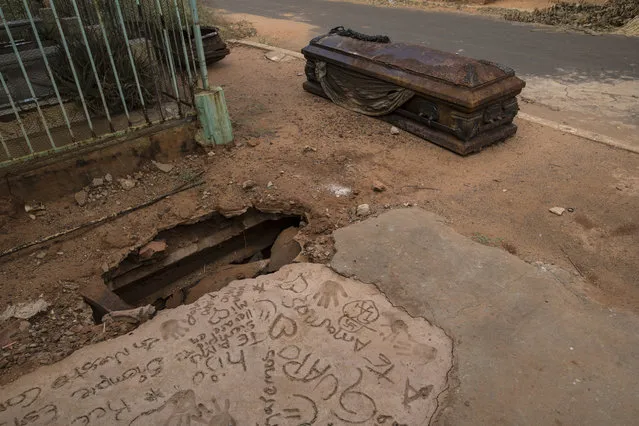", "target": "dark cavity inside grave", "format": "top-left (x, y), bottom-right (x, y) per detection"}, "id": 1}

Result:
top-left (100, 209), bottom-right (302, 317)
